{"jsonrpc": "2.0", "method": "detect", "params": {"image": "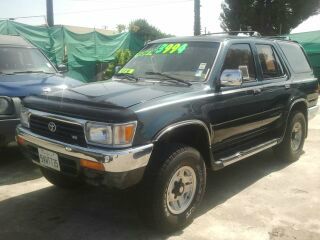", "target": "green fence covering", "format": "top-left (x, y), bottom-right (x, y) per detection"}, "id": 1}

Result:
top-left (289, 31), bottom-right (320, 79)
top-left (0, 20), bottom-right (144, 82)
